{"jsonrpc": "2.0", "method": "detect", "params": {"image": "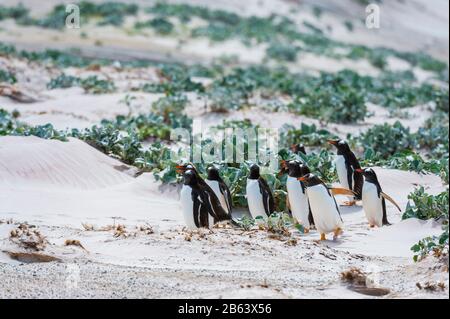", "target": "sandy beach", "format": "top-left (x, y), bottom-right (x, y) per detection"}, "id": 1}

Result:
top-left (0, 0), bottom-right (448, 299)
